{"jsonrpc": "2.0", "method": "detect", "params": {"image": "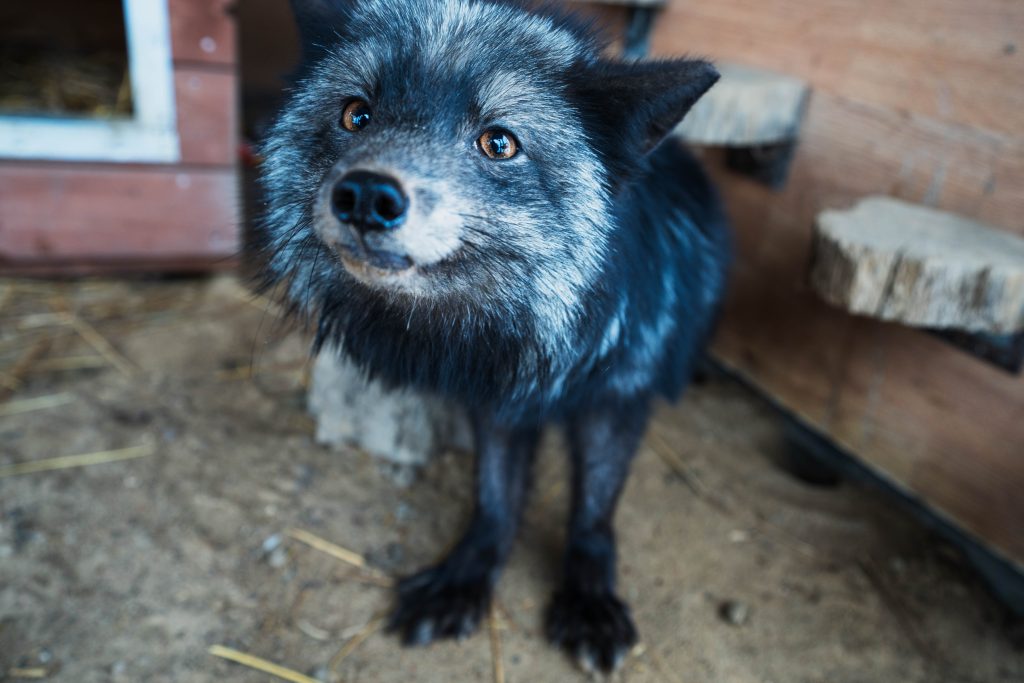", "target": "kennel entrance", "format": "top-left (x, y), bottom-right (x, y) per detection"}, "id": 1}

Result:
top-left (0, 0), bottom-right (239, 272)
